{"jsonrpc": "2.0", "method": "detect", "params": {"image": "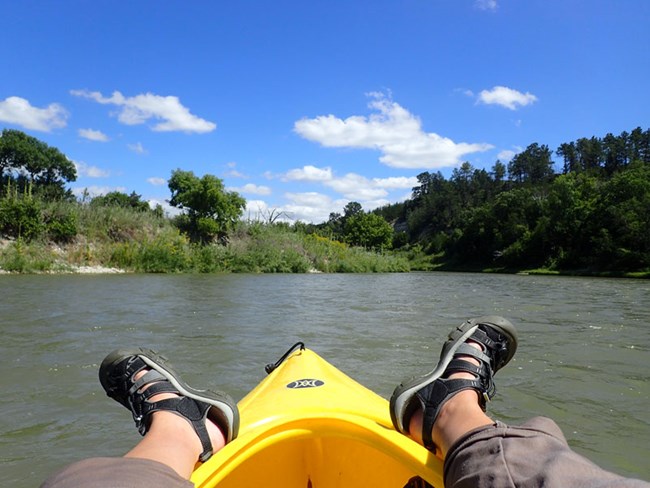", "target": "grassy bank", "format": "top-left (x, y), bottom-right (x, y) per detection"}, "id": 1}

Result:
top-left (0, 203), bottom-right (410, 273)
